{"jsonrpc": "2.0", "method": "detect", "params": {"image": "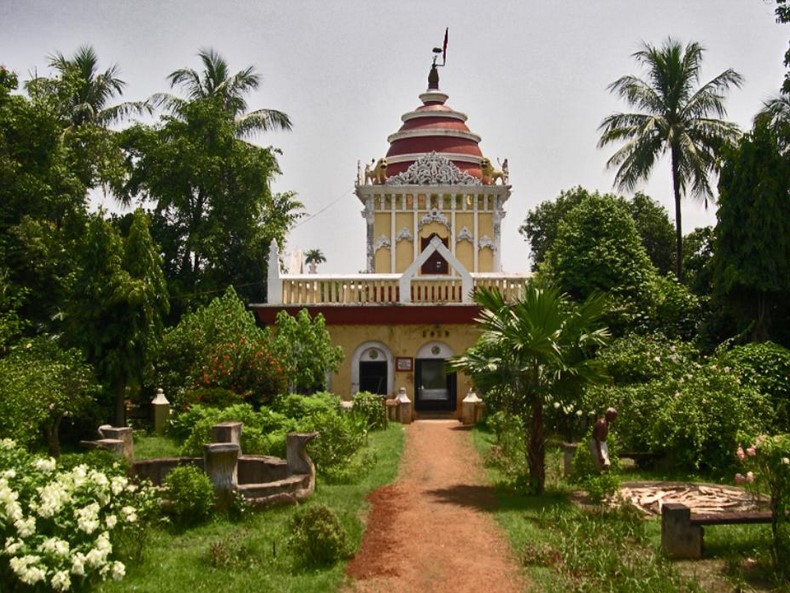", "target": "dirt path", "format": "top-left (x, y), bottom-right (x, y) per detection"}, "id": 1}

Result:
top-left (344, 420), bottom-right (526, 593)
